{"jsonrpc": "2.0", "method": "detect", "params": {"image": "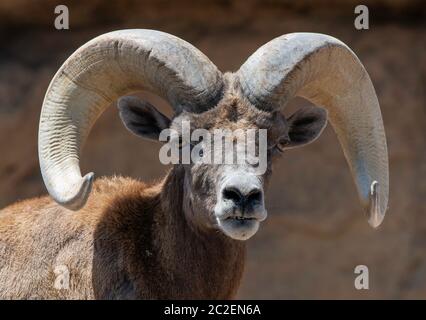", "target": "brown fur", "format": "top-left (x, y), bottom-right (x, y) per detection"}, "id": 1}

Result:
top-left (0, 167), bottom-right (245, 299)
